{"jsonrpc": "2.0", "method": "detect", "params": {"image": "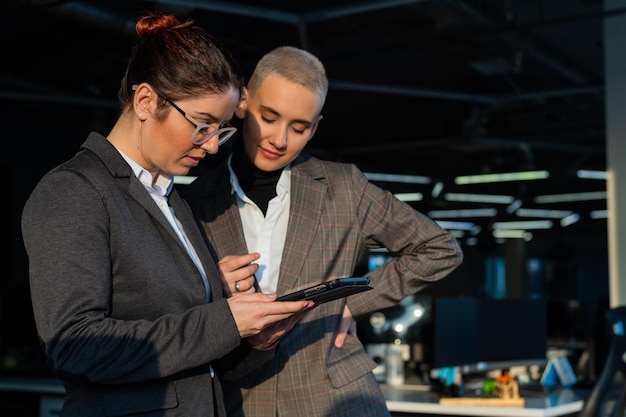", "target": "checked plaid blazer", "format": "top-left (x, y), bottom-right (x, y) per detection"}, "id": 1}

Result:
top-left (180, 151), bottom-right (463, 417)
